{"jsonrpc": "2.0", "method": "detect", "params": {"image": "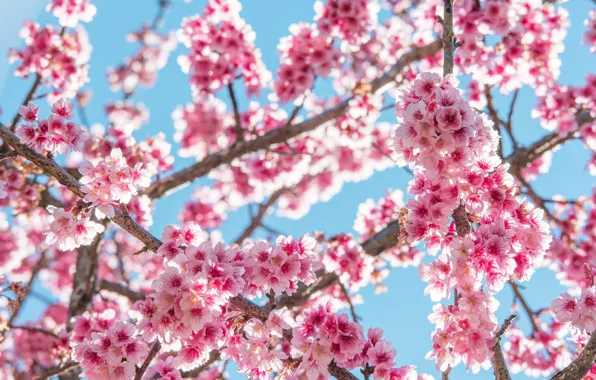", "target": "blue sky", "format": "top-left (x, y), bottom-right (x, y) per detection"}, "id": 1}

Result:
top-left (1, 0), bottom-right (595, 378)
